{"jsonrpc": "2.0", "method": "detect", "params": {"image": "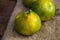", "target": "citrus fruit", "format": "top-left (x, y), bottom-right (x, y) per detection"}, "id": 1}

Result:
top-left (23, 0), bottom-right (37, 8)
top-left (32, 0), bottom-right (55, 21)
top-left (14, 10), bottom-right (41, 35)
